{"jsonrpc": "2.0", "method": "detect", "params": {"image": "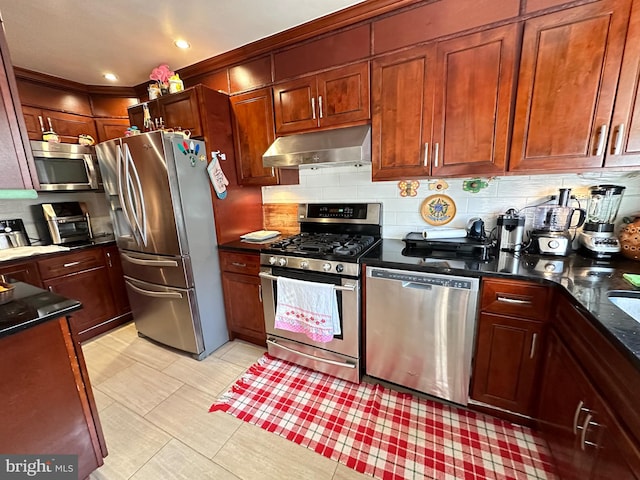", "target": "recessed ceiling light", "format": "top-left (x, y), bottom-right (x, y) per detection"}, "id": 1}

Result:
top-left (103, 73), bottom-right (118, 81)
top-left (175, 39), bottom-right (190, 49)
